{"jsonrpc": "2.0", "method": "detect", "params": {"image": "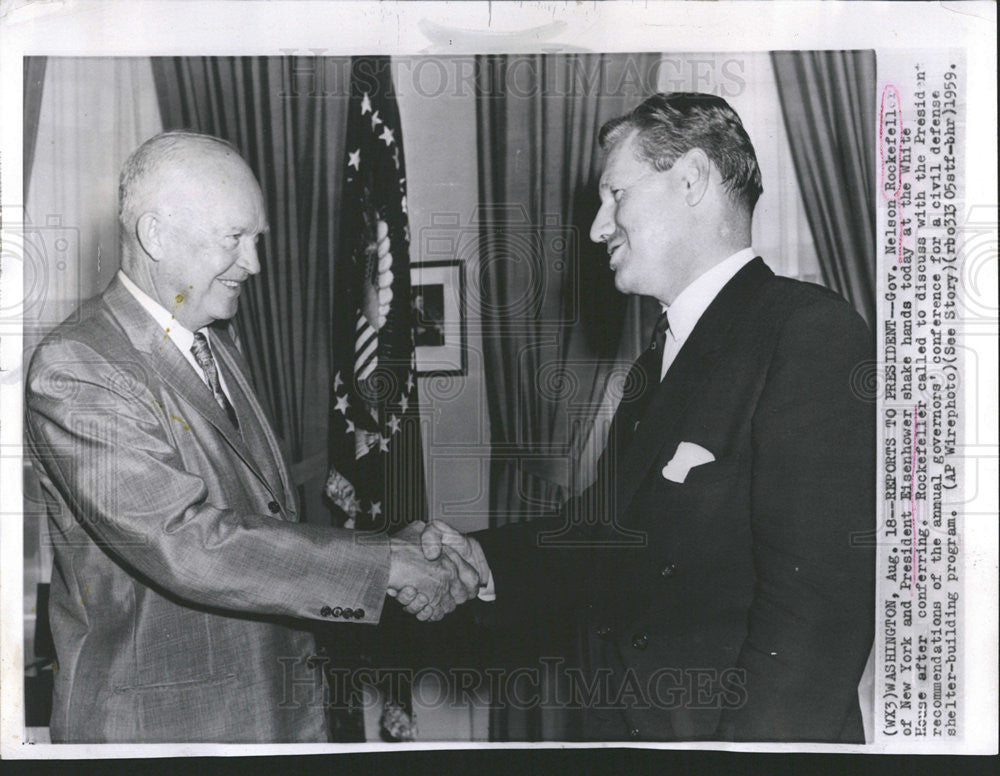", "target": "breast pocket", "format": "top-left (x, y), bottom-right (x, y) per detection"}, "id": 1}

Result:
top-left (647, 454), bottom-right (748, 526)
top-left (679, 452), bottom-right (745, 487)
top-left (648, 451), bottom-right (752, 545)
